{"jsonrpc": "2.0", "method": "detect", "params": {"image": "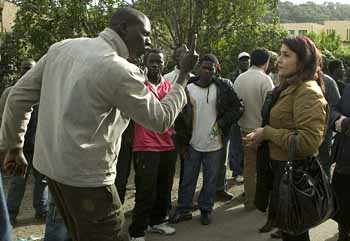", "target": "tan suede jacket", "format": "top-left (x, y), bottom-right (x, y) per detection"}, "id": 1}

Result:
top-left (262, 80), bottom-right (329, 161)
